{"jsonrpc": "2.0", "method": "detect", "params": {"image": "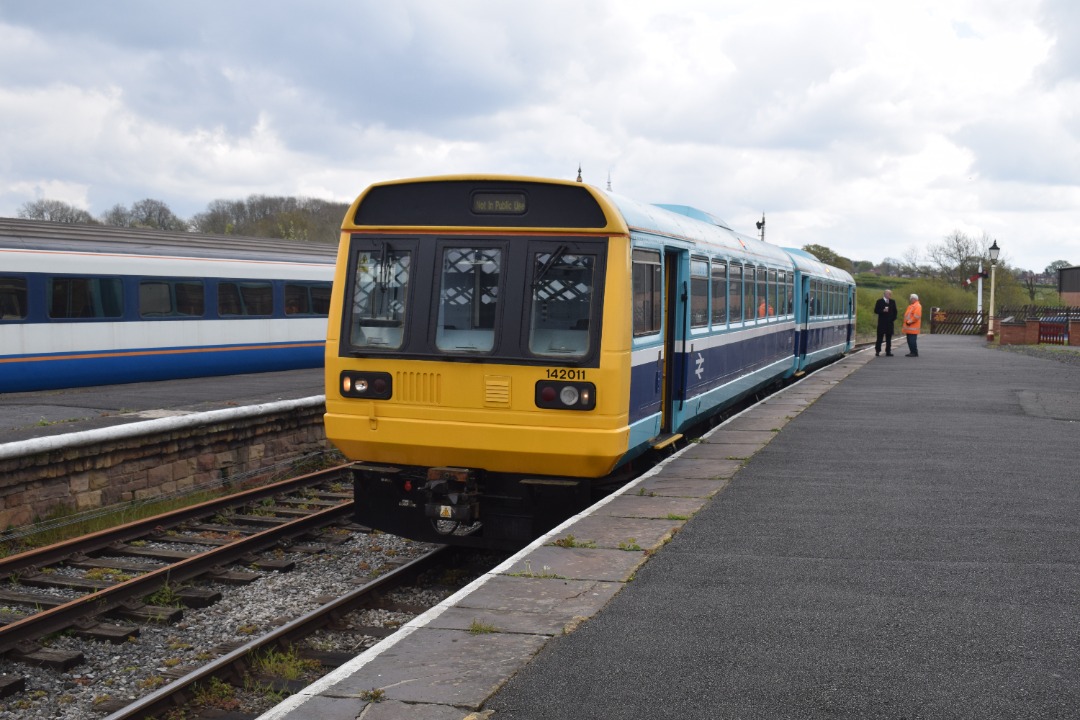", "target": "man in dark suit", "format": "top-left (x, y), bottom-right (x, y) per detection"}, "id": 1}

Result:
top-left (873, 289), bottom-right (898, 356)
